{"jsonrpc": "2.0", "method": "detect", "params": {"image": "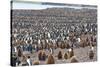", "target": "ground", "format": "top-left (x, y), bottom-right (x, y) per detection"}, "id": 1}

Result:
top-left (19, 46), bottom-right (97, 65)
